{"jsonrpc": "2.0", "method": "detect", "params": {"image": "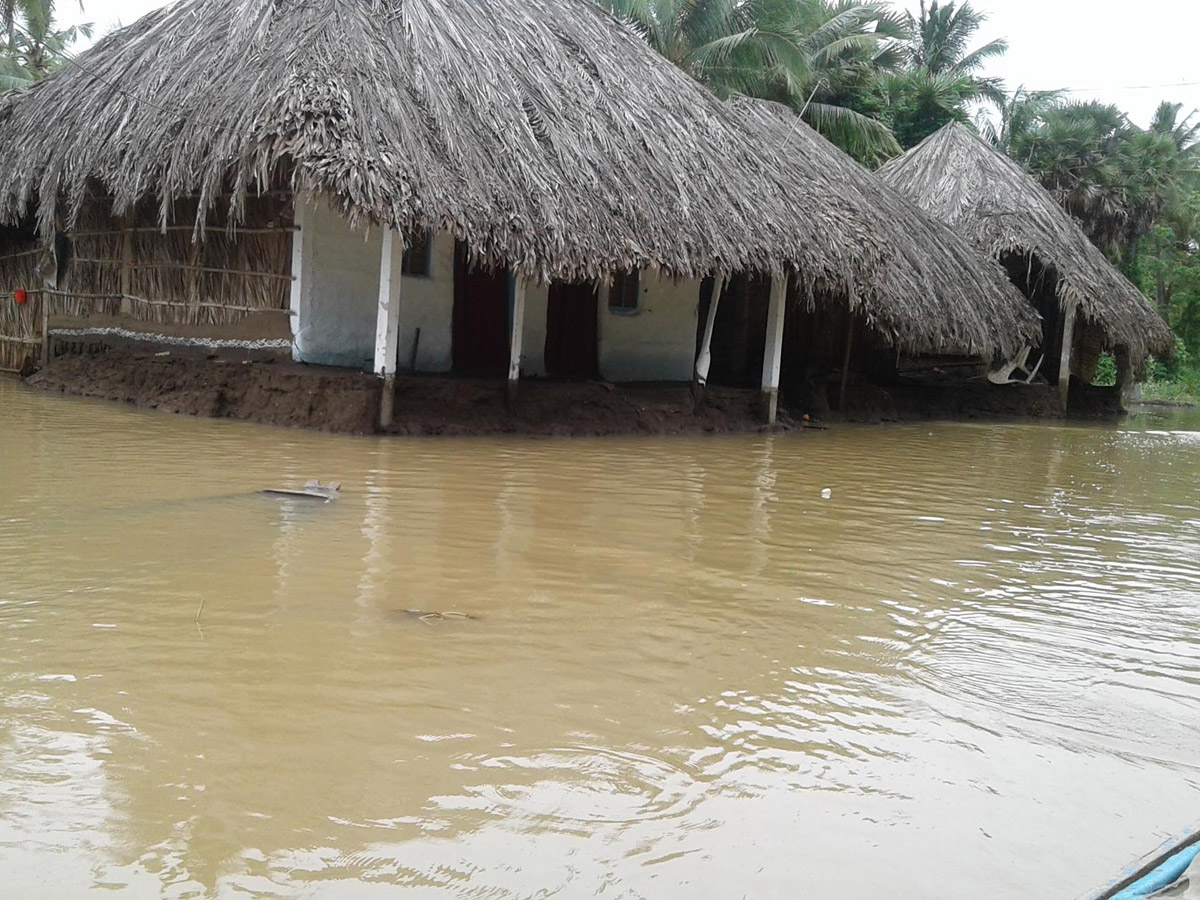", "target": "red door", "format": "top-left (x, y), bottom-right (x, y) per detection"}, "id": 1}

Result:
top-left (452, 242), bottom-right (511, 376)
top-left (544, 282), bottom-right (599, 380)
